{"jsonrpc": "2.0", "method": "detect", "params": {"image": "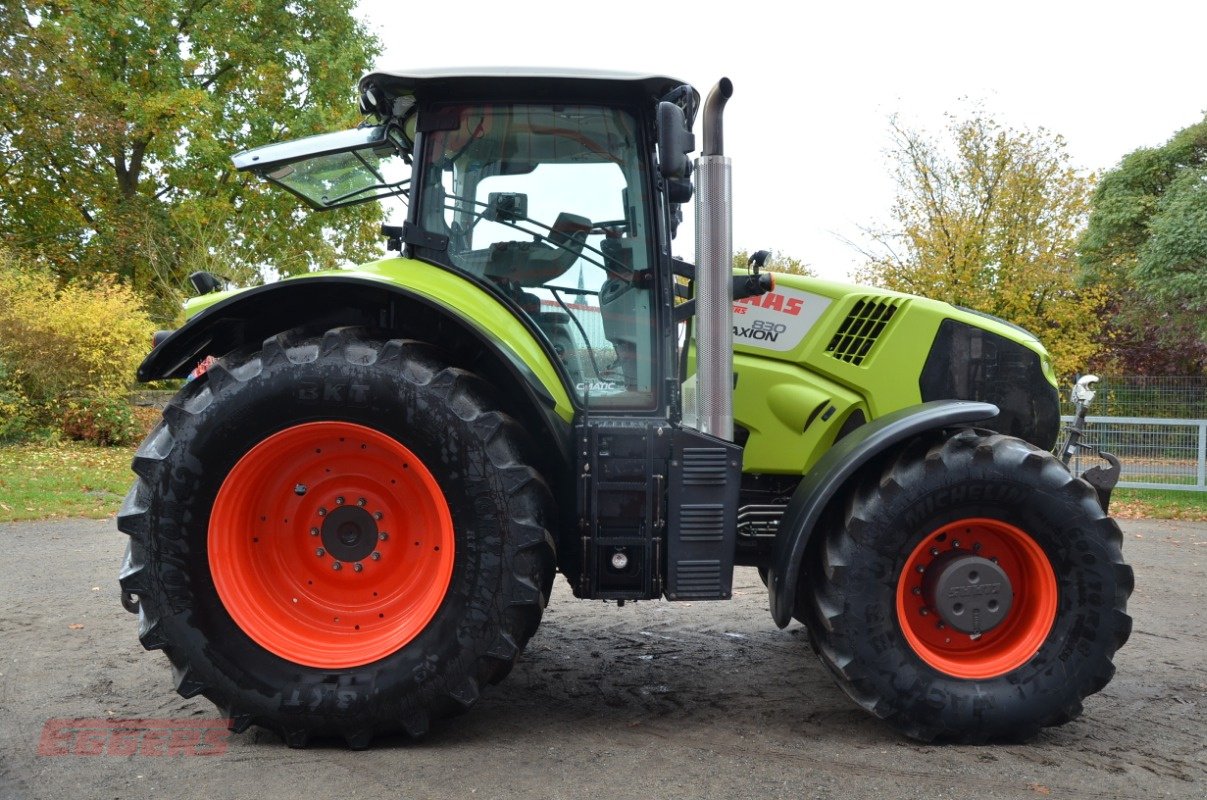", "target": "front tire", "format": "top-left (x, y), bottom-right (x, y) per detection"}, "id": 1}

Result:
top-left (805, 430), bottom-right (1133, 742)
top-left (118, 329), bottom-right (556, 747)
